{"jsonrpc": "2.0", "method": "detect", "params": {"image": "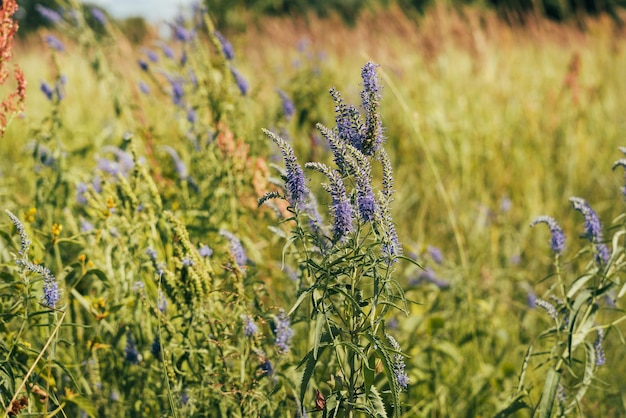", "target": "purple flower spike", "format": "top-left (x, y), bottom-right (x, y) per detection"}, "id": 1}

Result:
top-left (45, 35), bottom-right (64, 52)
top-left (215, 31), bottom-right (234, 60)
top-left (264, 129), bottom-right (309, 207)
top-left (274, 309), bottom-right (294, 354)
top-left (276, 89), bottom-right (295, 120)
top-left (230, 67), bottom-right (249, 96)
top-left (36, 5), bottom-right (62, 23)
top-left (569, 197), bottom-right (609, 264)
top-left (531, 215), bottom-right (566, 255)
top-left (91, 8), bottom-right (107, 25)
